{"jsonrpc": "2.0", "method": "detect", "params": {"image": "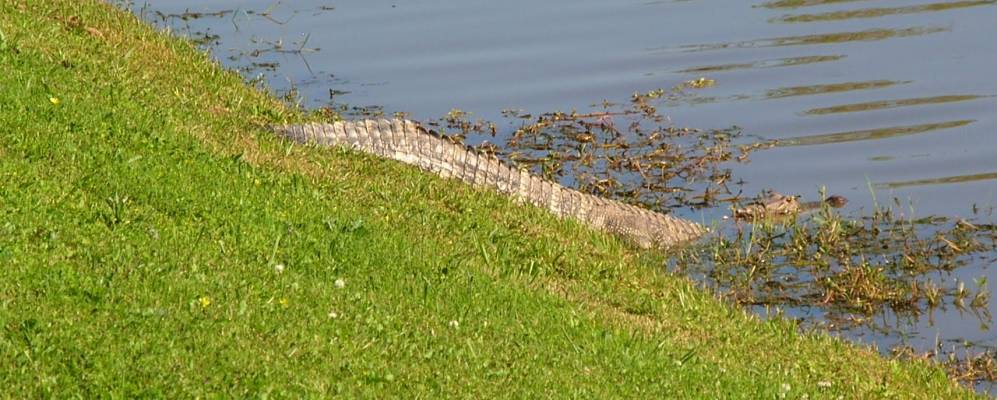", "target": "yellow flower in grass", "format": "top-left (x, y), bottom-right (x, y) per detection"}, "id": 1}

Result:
top-left (49, 97), bottom-right (61, 105)
top-left (198, 296), bottom-right (212, 308)
top-left (279, 297), bottom-right (289, 308)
